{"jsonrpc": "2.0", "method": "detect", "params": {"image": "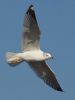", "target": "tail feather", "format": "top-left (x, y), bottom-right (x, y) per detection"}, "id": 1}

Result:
top-left (6, 52), bottom-right (23, 66)
top-left (6, 52), bottom-right (16, 59)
